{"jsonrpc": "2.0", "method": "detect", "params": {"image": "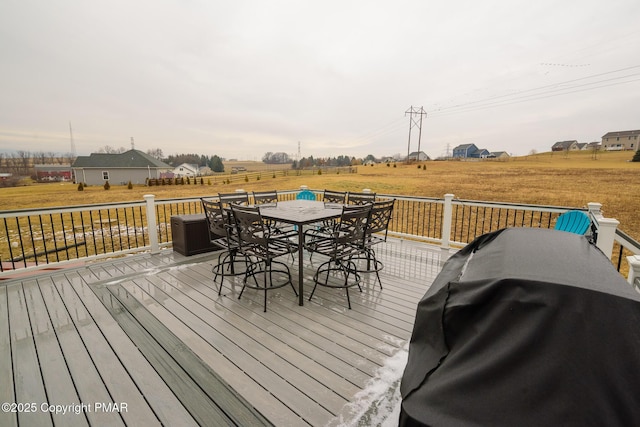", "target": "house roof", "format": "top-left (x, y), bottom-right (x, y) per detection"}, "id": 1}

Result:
top-left (72, 149), bottom-right (171, 168)
top-left (602, 130), bottom-right (640, 138)
top-left (453, 143), bottom-right (477, 151)
top-left (552, 140), bottom-right (577, 149)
